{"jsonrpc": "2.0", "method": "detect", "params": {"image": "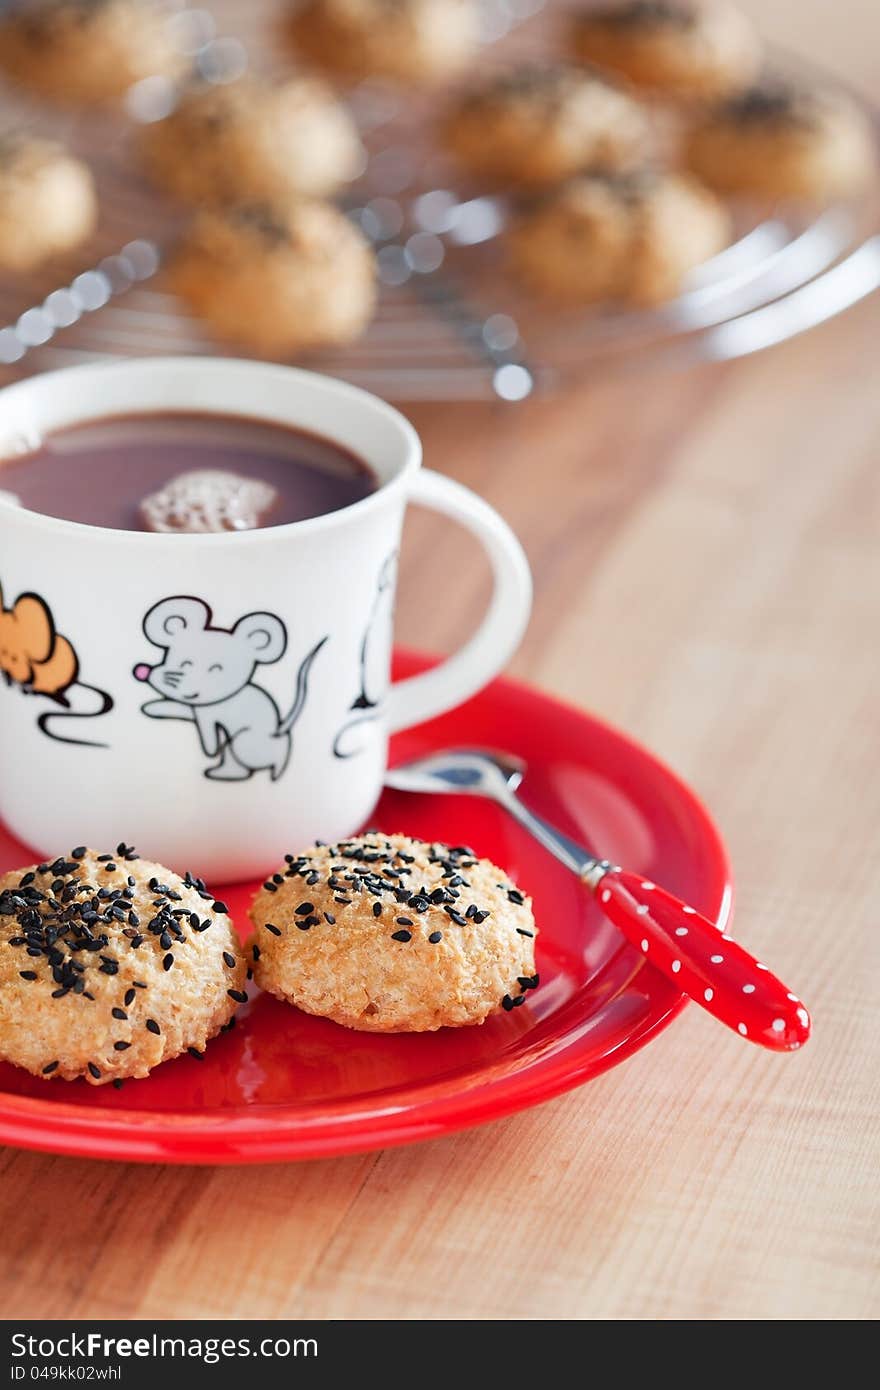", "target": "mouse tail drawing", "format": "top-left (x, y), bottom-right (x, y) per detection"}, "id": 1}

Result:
top-left (279, 635), bottom-right (329, 736)
top-left (36, 682), bottom-right (114, 748)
